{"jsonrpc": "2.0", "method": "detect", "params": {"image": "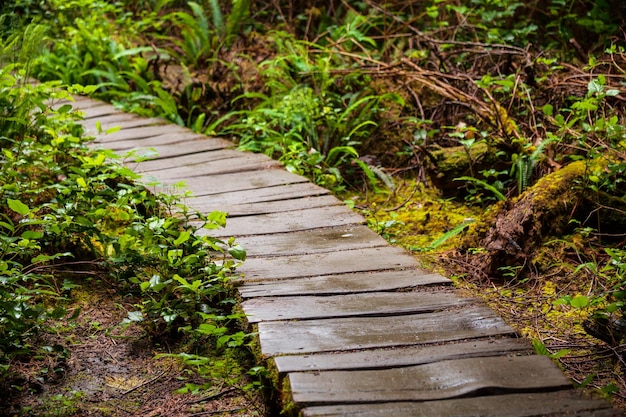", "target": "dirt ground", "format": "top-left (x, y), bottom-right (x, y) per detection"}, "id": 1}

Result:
top-left (1, 284), bottom-right (267, 417)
